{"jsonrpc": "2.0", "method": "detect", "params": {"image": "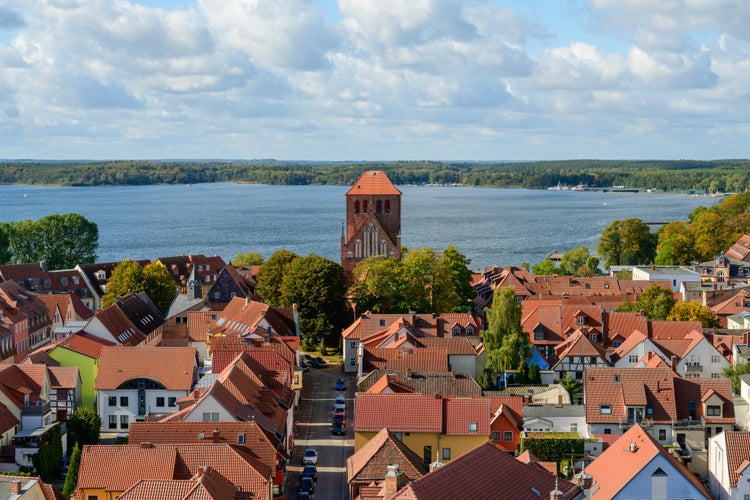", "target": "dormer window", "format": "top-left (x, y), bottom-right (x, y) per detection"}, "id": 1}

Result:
top-left (452, 326), bottom-right (461, 337)
top-left (466, 326), bottom-right (474, 336)
top-left (600, 404), bottom-right (611, 415)
top-left (95, 270), bottom-right (106, 280)
top-left (706, 405), bottom-right (721, 417)
top-left (577, 316), bottom-right (584, 326)
top-left (534, 327), bottom-right (544, 341)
